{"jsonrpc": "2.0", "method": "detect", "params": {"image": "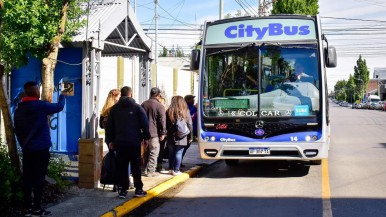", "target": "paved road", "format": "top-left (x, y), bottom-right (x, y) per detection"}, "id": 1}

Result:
top-left (144, 103), bottom-right (386, 217)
